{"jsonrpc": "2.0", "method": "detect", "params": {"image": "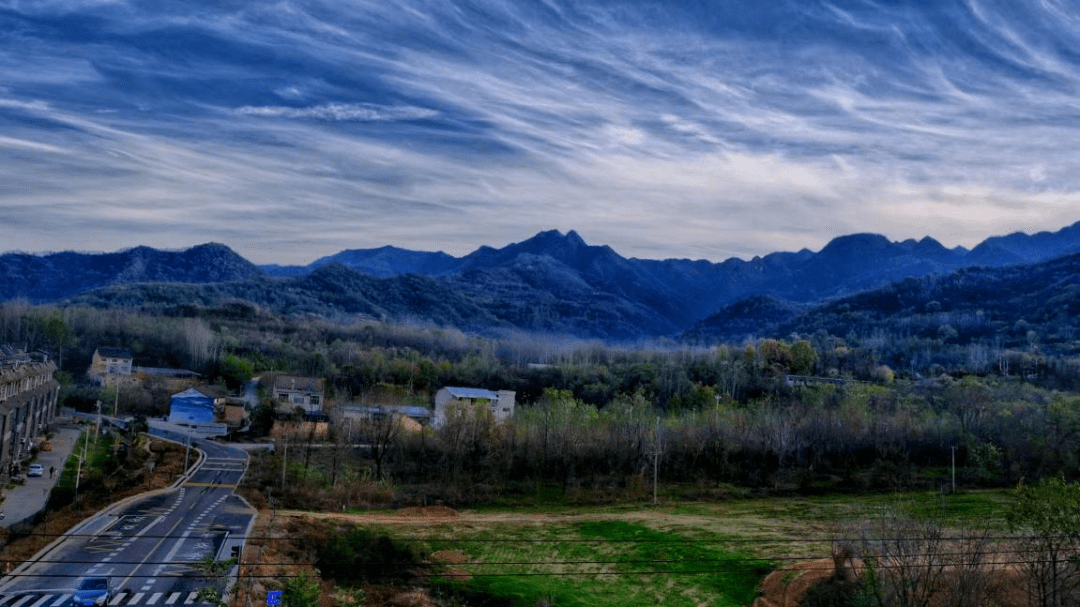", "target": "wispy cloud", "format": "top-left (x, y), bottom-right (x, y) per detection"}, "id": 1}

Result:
top-left (235, 103), bottom-right (438, 122)
top-left (1, 0), bottom-right (1079, 264)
